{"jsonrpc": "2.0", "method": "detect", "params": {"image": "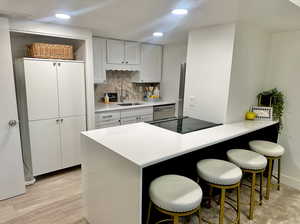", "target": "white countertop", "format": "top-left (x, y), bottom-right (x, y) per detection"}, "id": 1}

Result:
top-left (95, 101), bottom-right (176, 112)
top-left (82, 120), bottom-right (278, 168)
